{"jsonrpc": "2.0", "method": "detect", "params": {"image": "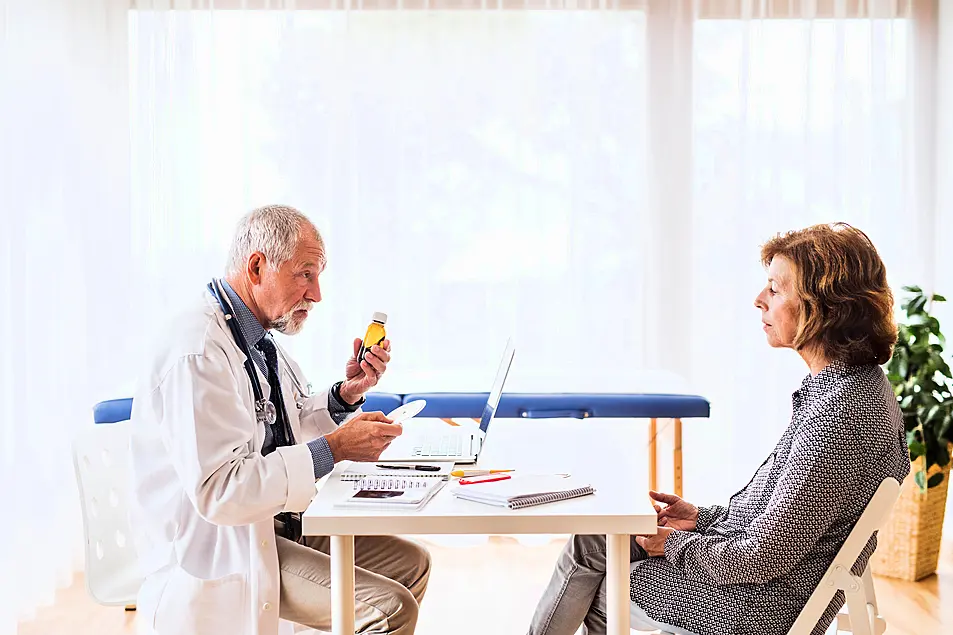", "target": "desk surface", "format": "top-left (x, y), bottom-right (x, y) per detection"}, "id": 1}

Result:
top-left (303, 419), bottom-right (657, 536)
